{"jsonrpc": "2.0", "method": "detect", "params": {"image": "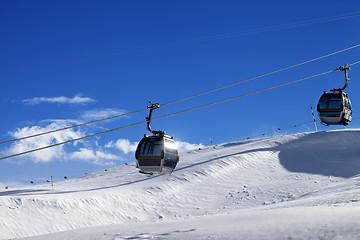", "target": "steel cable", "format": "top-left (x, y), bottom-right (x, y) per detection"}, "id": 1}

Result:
top-left (1, 11), bottom-right (360, 72)
top-left (1, 44), bottom-right (360, 146)
top-left (1, 65), bottom-right (351, 161)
